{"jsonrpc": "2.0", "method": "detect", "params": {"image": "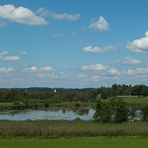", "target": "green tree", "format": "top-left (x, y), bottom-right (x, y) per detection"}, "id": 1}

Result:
top-left (93, 99), bottom-right (111, 123)
top-left (142, 105), bottom-right (148, 121)
top-left (94, 98), bottom-right (129, 123)
top-left (109, 98), bottom-right (129, 123)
